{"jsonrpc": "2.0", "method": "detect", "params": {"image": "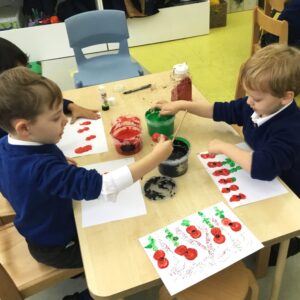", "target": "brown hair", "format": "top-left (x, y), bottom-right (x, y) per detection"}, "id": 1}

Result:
top-left (0, 67), bottom-right (62, 133)
top-left (240, 44), bottom-right (300, 98)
